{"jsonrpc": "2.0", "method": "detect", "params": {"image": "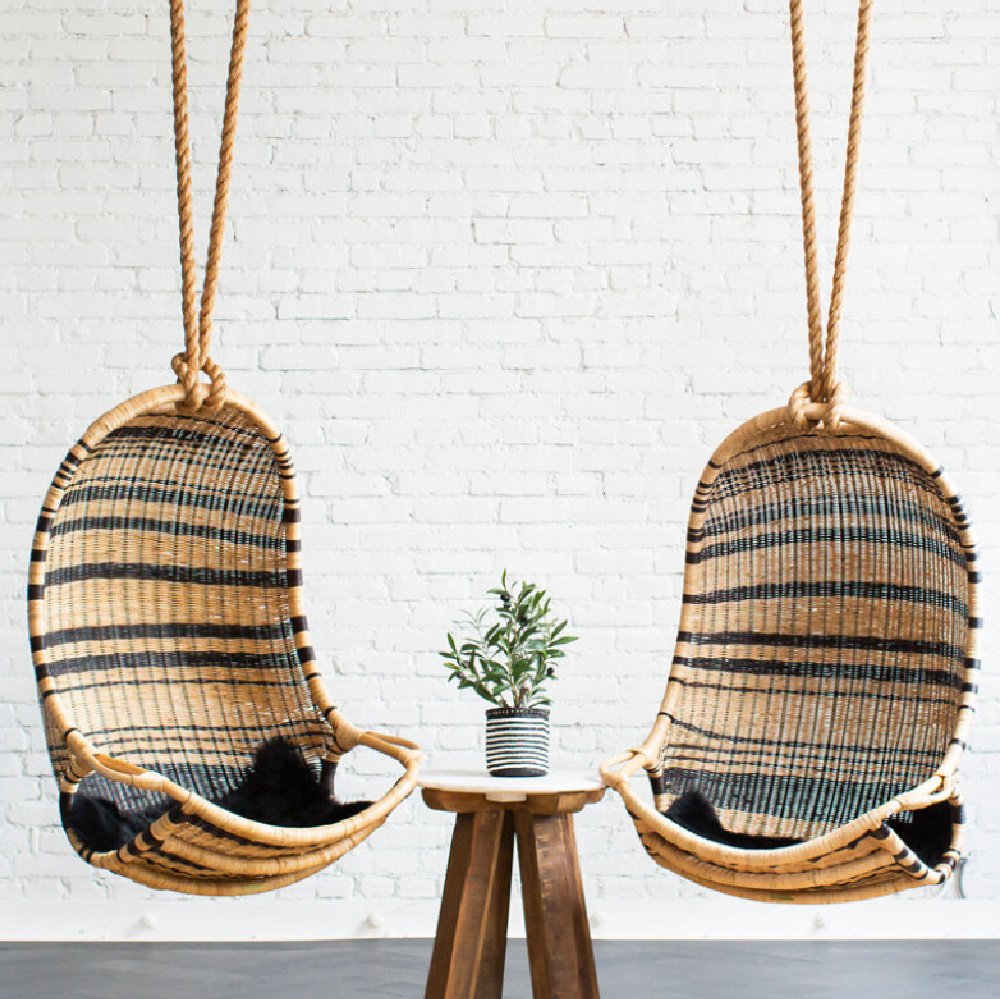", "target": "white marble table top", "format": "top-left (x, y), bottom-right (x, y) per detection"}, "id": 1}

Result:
top-left (418, 767), bottom-right (605, 803)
